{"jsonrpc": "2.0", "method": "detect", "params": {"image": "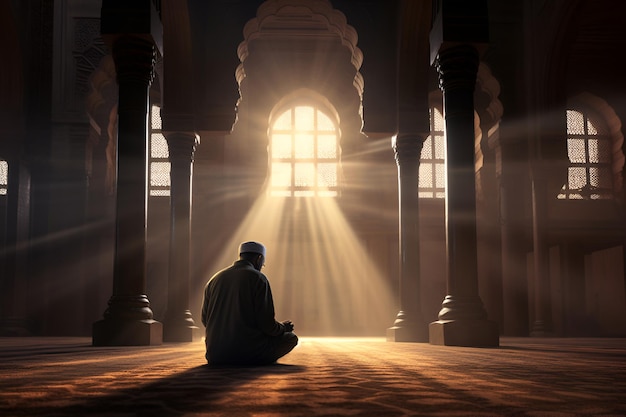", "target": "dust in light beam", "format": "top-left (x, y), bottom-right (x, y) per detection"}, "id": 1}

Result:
top-left (206, 188), bottom-right (396, 336)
